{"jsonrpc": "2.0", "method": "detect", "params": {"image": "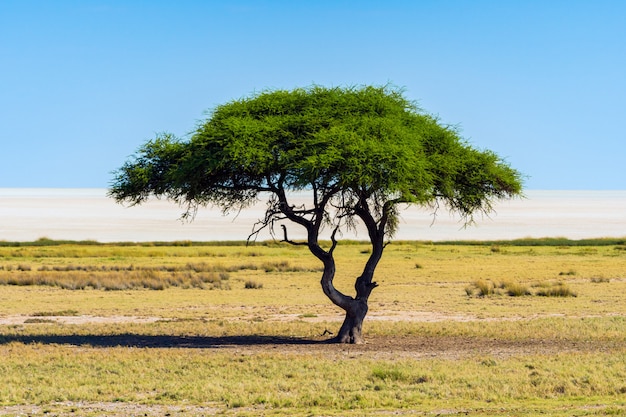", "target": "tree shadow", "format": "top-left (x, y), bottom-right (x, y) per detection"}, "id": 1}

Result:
top-left (0, 333), bottom-right (329, 348)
